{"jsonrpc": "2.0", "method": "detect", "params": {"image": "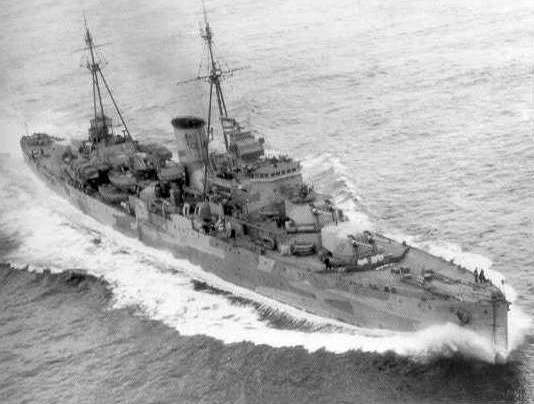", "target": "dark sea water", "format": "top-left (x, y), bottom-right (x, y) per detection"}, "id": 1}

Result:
top-left (1, 0), bottom-right (533, 403)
